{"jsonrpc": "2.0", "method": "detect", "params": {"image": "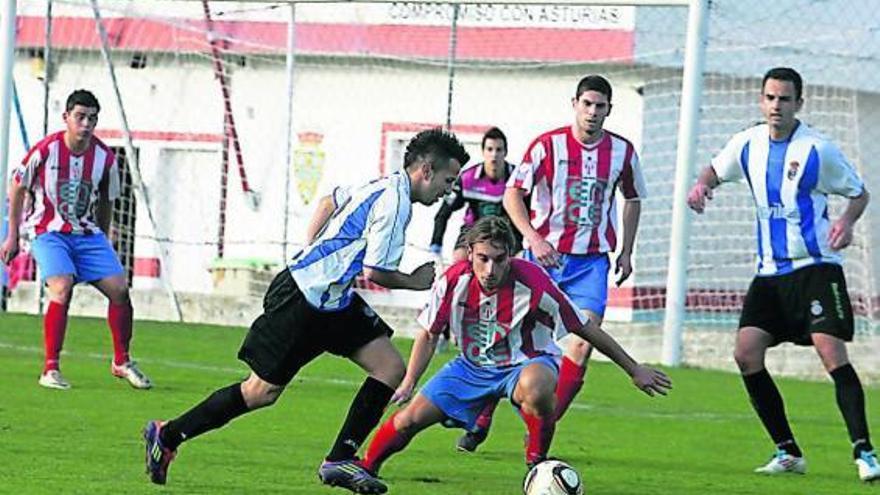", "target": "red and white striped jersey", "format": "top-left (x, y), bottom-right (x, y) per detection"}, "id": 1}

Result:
top-left (12, 132), bottom-right (119, 236)
top-left (417, 259), bottom-right (588, 367)
top-left (507, 126), bottom-right (647, 254)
